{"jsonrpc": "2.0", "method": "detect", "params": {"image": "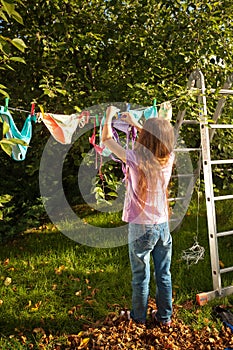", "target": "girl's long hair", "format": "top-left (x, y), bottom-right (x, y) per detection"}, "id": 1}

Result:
top-left (134, 118), bottom-right (174, 203)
